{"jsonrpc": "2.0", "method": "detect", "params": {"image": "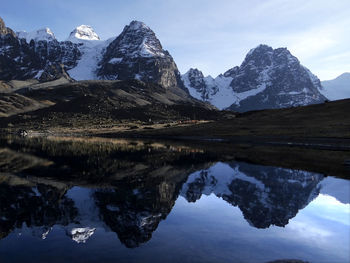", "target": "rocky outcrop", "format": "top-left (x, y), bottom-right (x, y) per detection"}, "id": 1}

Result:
top-left (39, 63), bottom-right (73, 82)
